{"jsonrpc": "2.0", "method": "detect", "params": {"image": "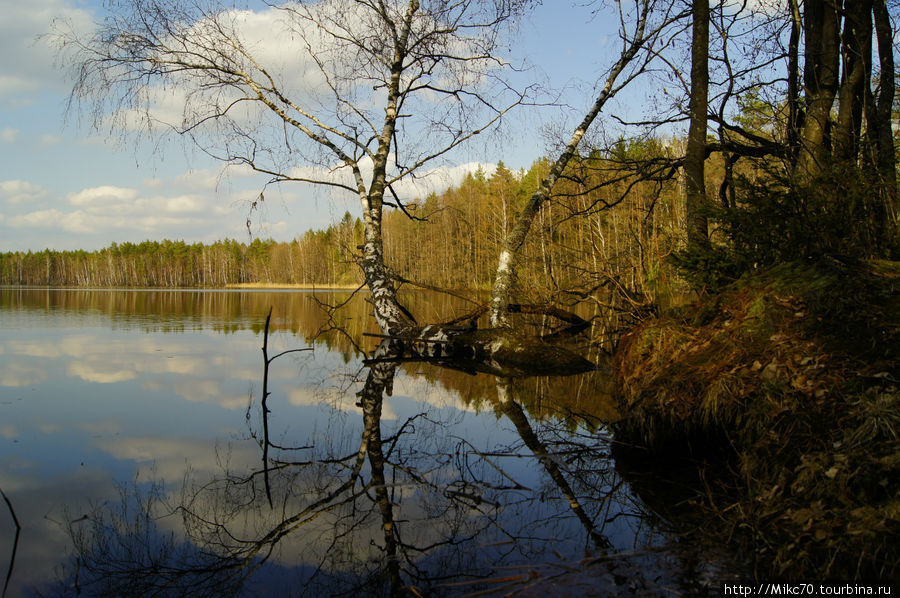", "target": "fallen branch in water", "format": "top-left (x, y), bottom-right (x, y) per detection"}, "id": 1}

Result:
top-left (1, 485), bottom-right (20, 598)
top-left (260, 307), bottom-right (314, 508)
